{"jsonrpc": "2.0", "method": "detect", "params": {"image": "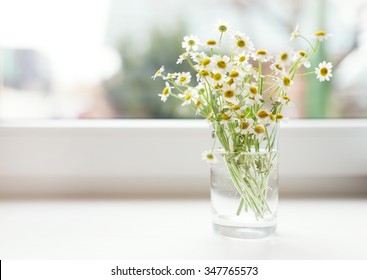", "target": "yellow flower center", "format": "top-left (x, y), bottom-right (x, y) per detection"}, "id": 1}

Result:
top-left (202, 58), bottom-right (211, 66)
top-left (213, 73), bottom-right (222, 81)
top-left (226, 78), bottom-right (234, 85)
top-left (240, 122), bottom-right (250, 130)
top-left (283, 77), bottom-right (291, 86)
top-left (188, 39), bottom-right (195, 46)
top-left (207, 39), bottom-right (217, 46)
top-left (214, 83), bottom-right (223, 89)
top-left (179, 76), bottom-right (187, 83)
top-left (195, 100), bottom-right (201, 108)
top-left (218, 25), bottom-right (227, 32)
top-left (283, 96), bottom-right (291, 102)
top-left (224, 89), bottom-right (235, 98)
top-left (154, 69), bottom-right (162, 76)
top-left (280, 52), bottom-right (288, 61)
top-left (320, 67), bottom-right (328, 76)
top-left (257, 110), bottom-right (268, 119)
top-left (200, 70), bottom-right (209, 76)
top-left (254, 125), bottom-right (265, 134)
top-left (256, 50), bottom-right (267, 55)
top-left (237, 39), bottom-right (246, 48)
top-left (217, 60), bottom-right (227, 69)
top-left (184, 94), bottom-right (192, 101)
top-left (162, 87), bottom-right (169, 96)
top-left (229, 71), bottom-right (239, 78)
top-left (250, 86), bottom-right (258, 94)
top-left (269, 113), bottom-right (275, 122)
top-left (239, 56), bottom-right (246, 62)
top-left (233, 104), bottom-right (241, 110)
top-left (239, 113), bottom-right (245, 119)
top-left (275, 63), bottom-right (283, 71)
top-left (298, 51), bottom-right (307, 57)
top-left (314, 30), bottom-right (326, 37)
top-left (276, 114), bottom-right (283, 120)
top-left (206, 154), bottom-right (214, 160)
top-left (222, 113), bottom-right (231, 121)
